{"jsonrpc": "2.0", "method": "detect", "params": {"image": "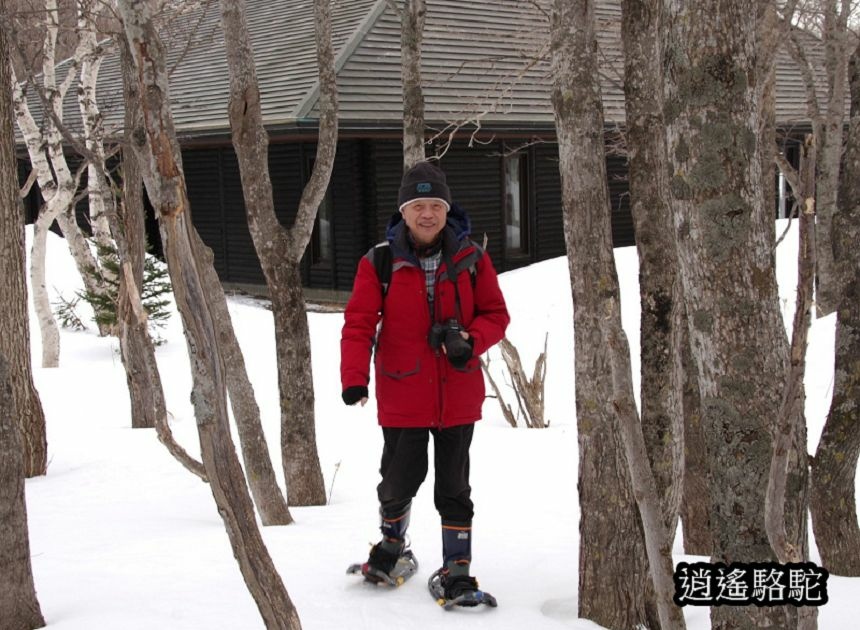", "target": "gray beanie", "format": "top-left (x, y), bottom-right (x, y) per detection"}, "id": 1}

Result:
top-left (397, 162), bottom-right (451, 211)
